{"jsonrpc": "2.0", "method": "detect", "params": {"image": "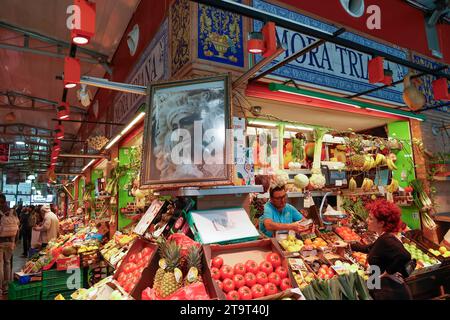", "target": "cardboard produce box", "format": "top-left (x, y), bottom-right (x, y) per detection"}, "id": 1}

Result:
top-left (203, 238), bottom-right (298, 300)
top-left (131, 246), bottom-right (218, 300)
top-left (113, 238), bottom-right (158, 294)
